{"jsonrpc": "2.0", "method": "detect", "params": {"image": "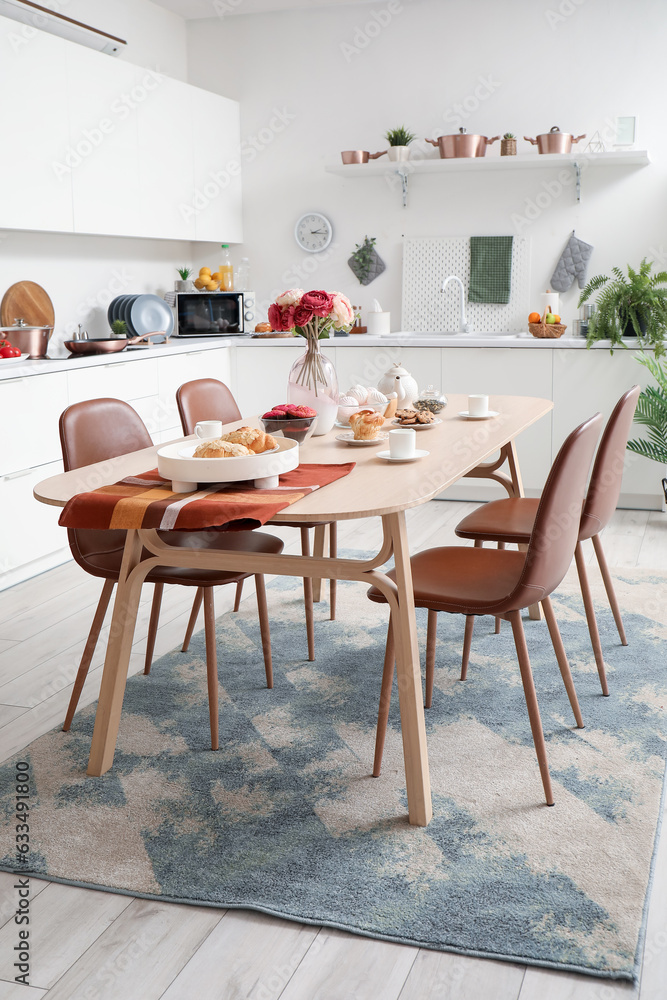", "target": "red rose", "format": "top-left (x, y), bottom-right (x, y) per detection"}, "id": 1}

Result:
top-left (268, 303), bottom-right (295, 332)
top-left (301, 290), bottom-right (333, 317)
top-left (293, 304), bottom-right (314, 327)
